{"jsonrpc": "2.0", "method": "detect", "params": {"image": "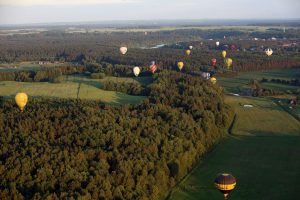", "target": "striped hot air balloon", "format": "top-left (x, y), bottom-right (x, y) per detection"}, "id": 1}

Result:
top-left (149, 61), bottom-right (157, 74)
top-left (215, 173), bottom-right (236, 200)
